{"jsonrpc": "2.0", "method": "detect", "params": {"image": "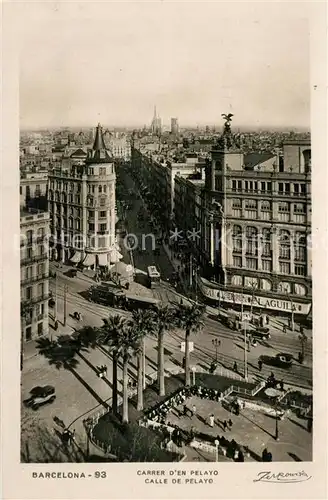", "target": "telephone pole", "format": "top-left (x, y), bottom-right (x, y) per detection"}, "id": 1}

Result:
top-left (63, 284), bottom-right (67, 326)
